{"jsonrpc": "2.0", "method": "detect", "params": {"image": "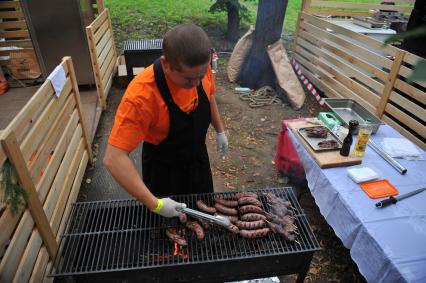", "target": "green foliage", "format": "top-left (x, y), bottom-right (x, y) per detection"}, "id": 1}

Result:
top-left (209, 0), bottom-right (251, 21)
top-left (1, 160), bottom-right (28, 214)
